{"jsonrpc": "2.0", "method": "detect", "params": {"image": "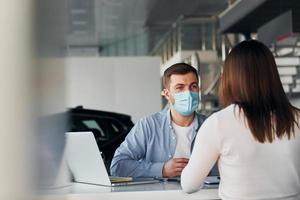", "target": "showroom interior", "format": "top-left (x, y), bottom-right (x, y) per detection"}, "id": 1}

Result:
top-left (1, 0), bottom-right (300, 199)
